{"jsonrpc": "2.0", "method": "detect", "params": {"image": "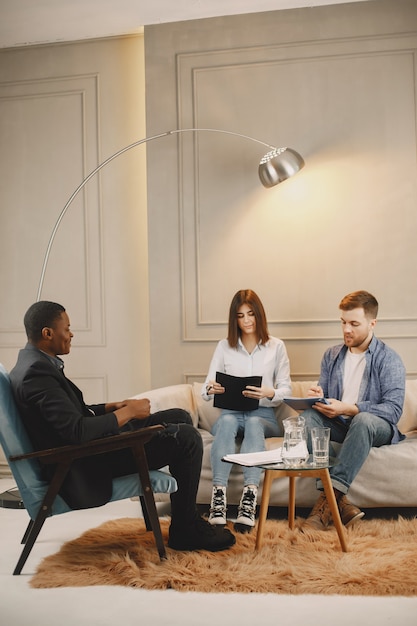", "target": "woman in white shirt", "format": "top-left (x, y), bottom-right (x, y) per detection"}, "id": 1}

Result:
top-left (202, 289), bottom-right (291, 533)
